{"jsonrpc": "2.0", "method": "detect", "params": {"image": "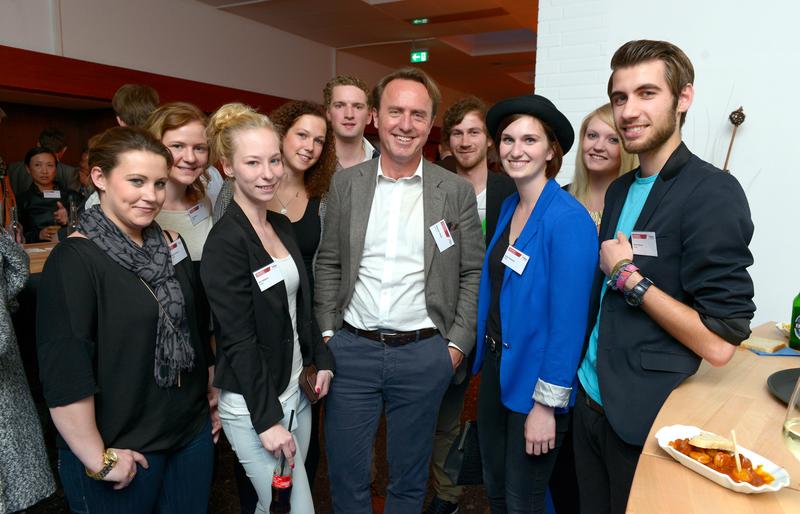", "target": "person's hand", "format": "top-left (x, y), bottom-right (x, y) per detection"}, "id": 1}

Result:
top-left (39, 226), bottom-right (59, 242)
top-left (53, 201), bottom-right (68, 225)
top-left (448, 347), bottom-right (464, 370)
top-left (599, 231), bottom-right (633, 276)
top-left (315, 370), bottom-right (332, 400)
top-left (259, 423), bottom-right (296, 469)
top-left (208, 387), bottom-right (221, 444)
top-left (524, 404), bottom-right (556, 456)
top-left (98, 448), bottom-right (149, 490)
